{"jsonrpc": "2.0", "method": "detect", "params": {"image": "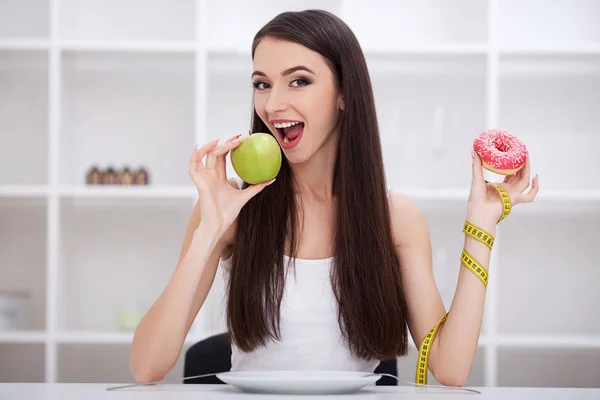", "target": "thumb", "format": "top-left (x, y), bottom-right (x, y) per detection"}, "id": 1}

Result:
top-left (471, 148), bottom-right (485, 186)
top-left (240, 179), bottom-right (276, 204)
